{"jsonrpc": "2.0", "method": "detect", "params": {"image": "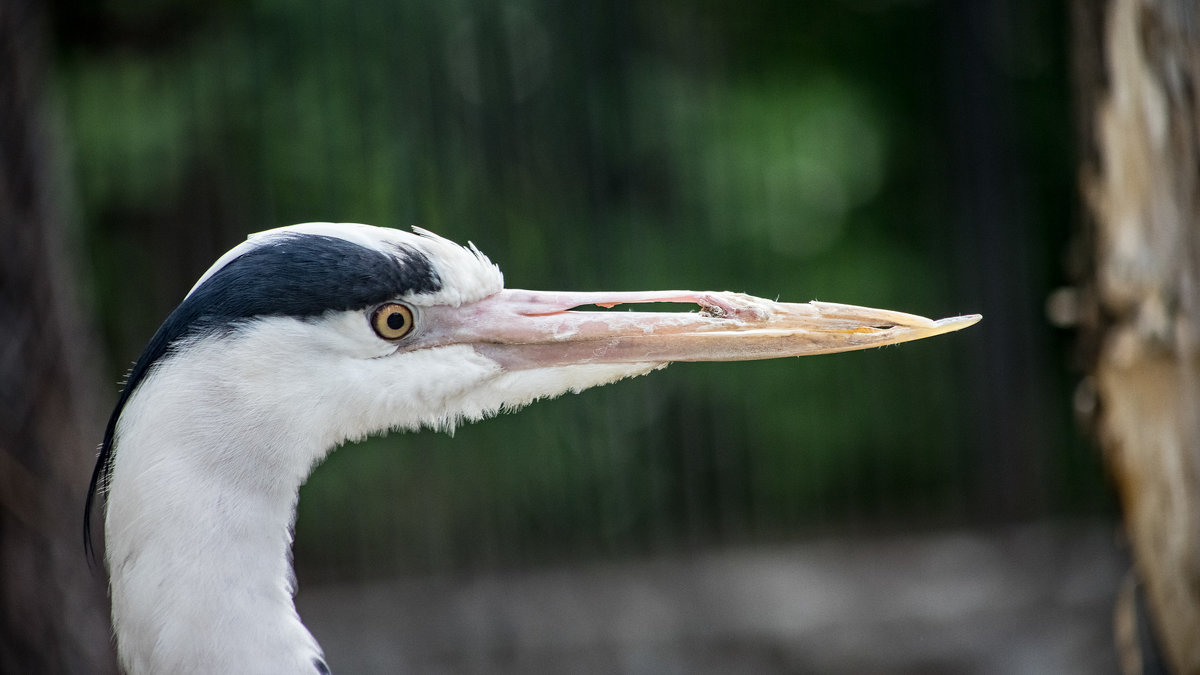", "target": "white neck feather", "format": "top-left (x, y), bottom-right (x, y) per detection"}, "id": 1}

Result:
top-left (105, 339), bottom-right (331, 674)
